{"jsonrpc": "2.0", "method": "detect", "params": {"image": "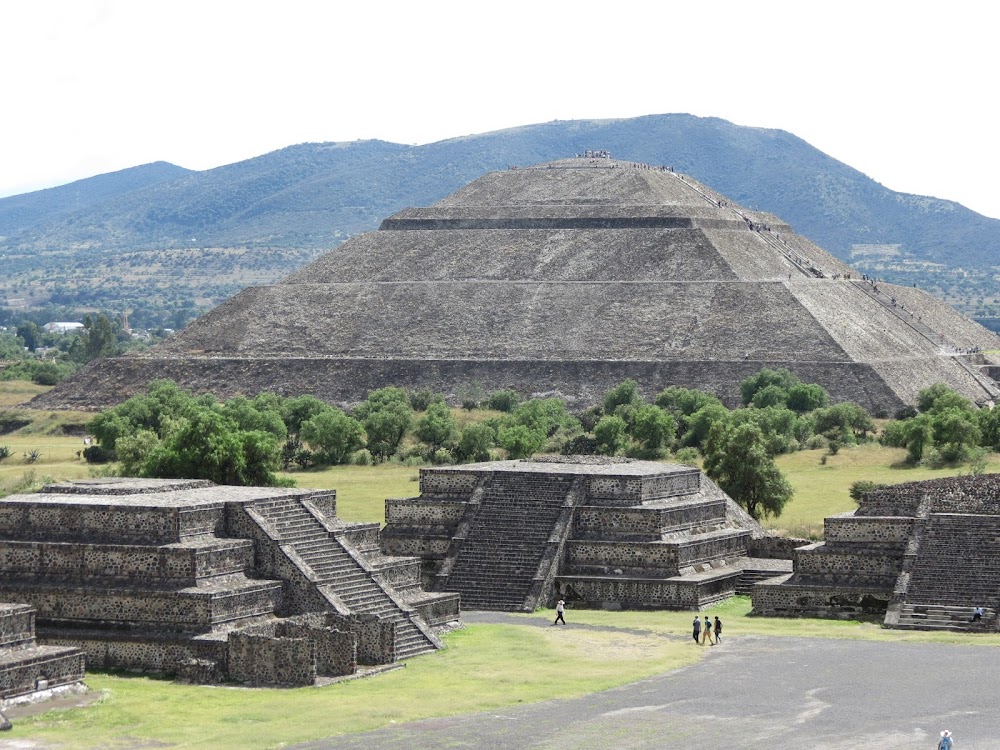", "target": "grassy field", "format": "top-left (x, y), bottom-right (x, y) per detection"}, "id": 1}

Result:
top-left (771, 444), bottom-right (1000, 537)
